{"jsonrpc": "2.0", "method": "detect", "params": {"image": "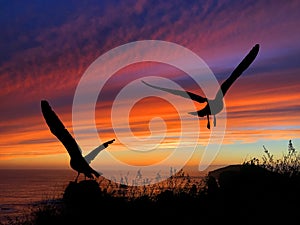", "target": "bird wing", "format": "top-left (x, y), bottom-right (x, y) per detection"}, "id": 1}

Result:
top-left (41, 100), bottom-right (83, 159)
top-left (84, 139), bottom-right (115, 164)
top-left (142, 80), bottom-right (207, 103)
top-left (84, 145), bottom-right (106, 164)
top-left (216, 44), bottom-right (260, 99)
